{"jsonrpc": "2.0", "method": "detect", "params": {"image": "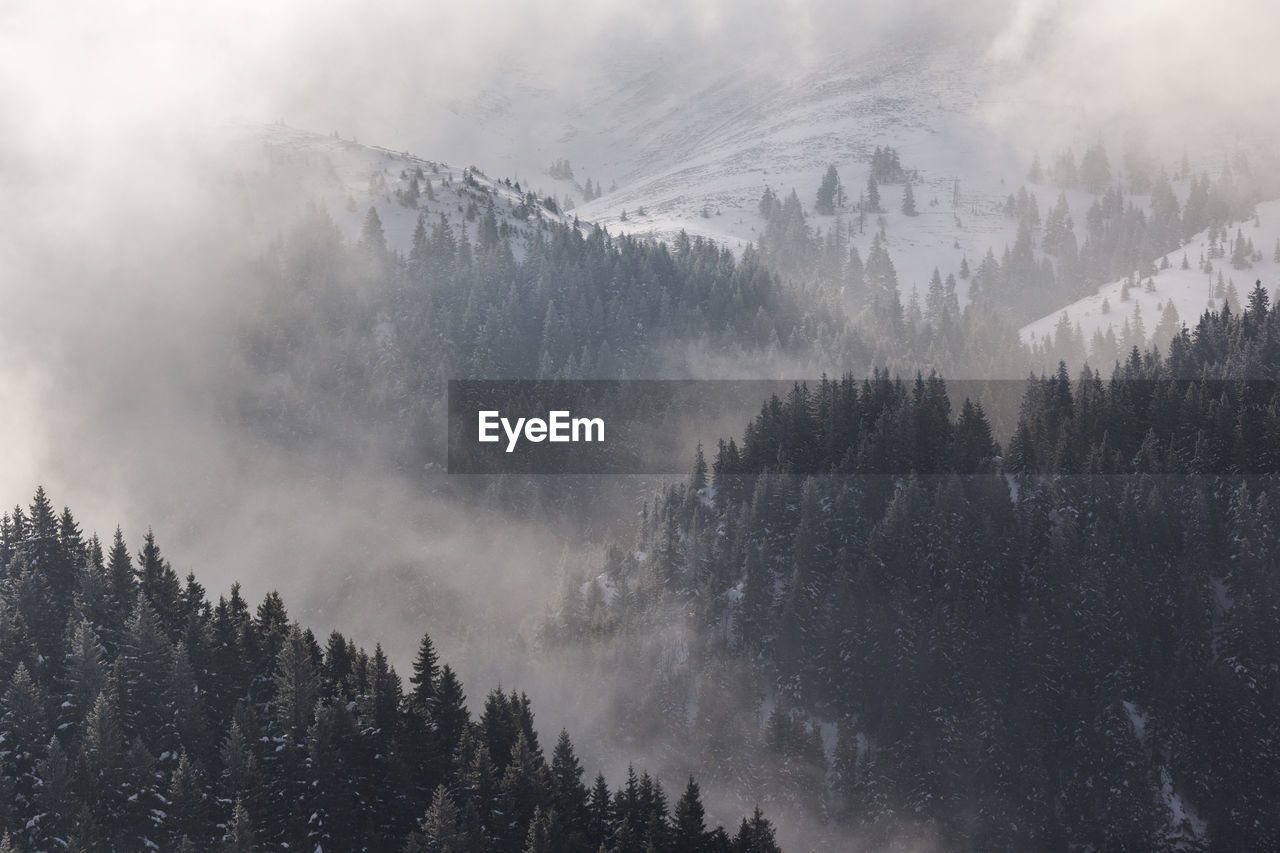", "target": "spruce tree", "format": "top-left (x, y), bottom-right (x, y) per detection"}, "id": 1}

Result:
top-left (434, 664), bottom-right (470, 777)
top-left (77, 682), bottom-right (126, 829)
top-left (733, 807), bottom-right (782, 853)
top-left (407, 785), bottom-right (468, 852)
top-left (137, 530), bottom-right (182, 637)
top-left (409, 631), bottom-right (440, 712)
top-left (59, 618), bottom-right (107, 744)
top-left (1247, 279), bottom-right (1269, 323)
top-left (925, 267), bottom-right (945, 322)
top-left (690, 444), bottom-right (708, 493)
top-left (673, 777), bottom-right (708, 852)
top-left (866, 174), bottom-right (881, 213)
top-left (550, 729), bottom-right (590, 843)
top-left (220, 798), bottom-right (254, 853)
top-left (1, 664), bottom-right (47, 841)
top-left (166, 750), bottom-right (211, 847)
top-left (118, 597), bottom-right (171, 743)
top-left (586, 772), bottom-right (613, 849)
top-left (106, 528), bottom-right (134, 624)
top-left (305, 697), bottom-right (360, 850)
top-left (815, 165), bottom-right (840, 215)
top-left (360, 206), bottom-right (387, 255)
top-left (33, 735), bottom-right (72, 848)
top-left (217, 718), bottom-right (261, 816)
